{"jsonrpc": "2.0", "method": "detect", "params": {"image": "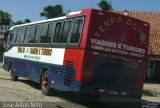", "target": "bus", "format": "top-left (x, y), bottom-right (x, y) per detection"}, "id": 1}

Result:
top-left (3, 9), bottom-right (150, 99)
